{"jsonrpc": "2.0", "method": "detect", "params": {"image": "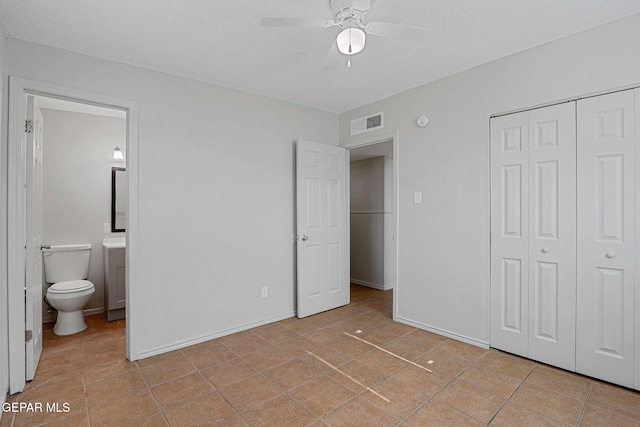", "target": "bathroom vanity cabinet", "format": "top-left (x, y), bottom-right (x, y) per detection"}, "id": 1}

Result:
top-left (103, 242), bottom-right (126, 321)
